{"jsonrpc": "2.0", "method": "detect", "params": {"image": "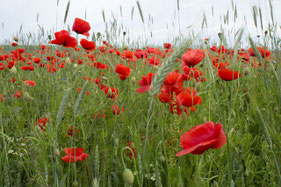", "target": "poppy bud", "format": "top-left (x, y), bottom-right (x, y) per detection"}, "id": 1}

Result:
top-left (264, 30), bottom-right (268, 36)
top-left (23, 92), bottom-right (33, 101)
top-left (93, 178), bottom-right (98, 187)
top-left (13, 36), bottom-right (19, 42)
top-left (54, 149), bottom-right (60, 156)
top-left (65, 57), bottom-right (71, 65)
top-left (243, 67), bottom-right (250, 76)
top-left (73, 180), bottom-right (79, 187)
top-left (48, 35), bottom-right (52, 40)
top-left (131, 76), bottom-right (136, 84)
top-left (10, 66), bottom-right (17, 74)
top-left (203, 117), bottom-right (207, 123)
top-left (159, 155), bottom-right (165, 162)
top-left (123, 31), bottom-right (127, 36)
top-left (123, 168), bottom-right (134, 185)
